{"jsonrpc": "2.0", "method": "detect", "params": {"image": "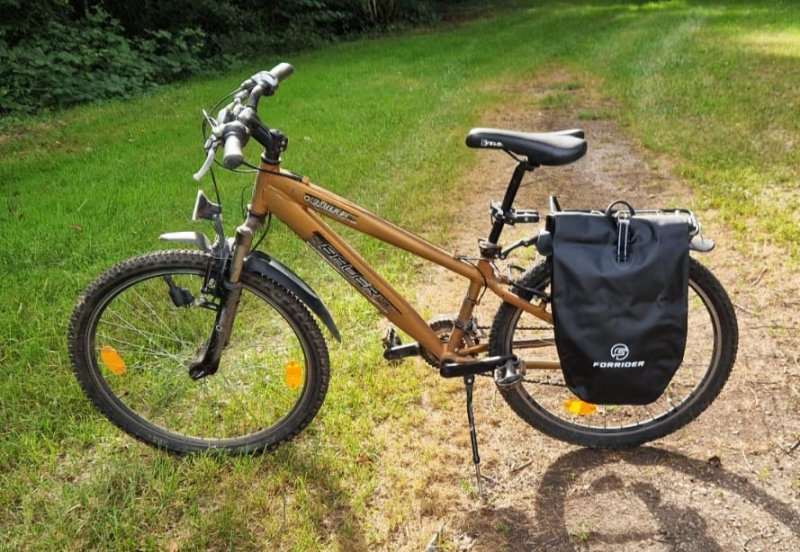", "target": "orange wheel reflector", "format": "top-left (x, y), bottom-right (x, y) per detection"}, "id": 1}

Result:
top-left (284, 360), bottom-right (302, 389)
top-left (563, 398), bottom-right (597, 416)
top-left (100, 346), bottom-right (126, 375)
